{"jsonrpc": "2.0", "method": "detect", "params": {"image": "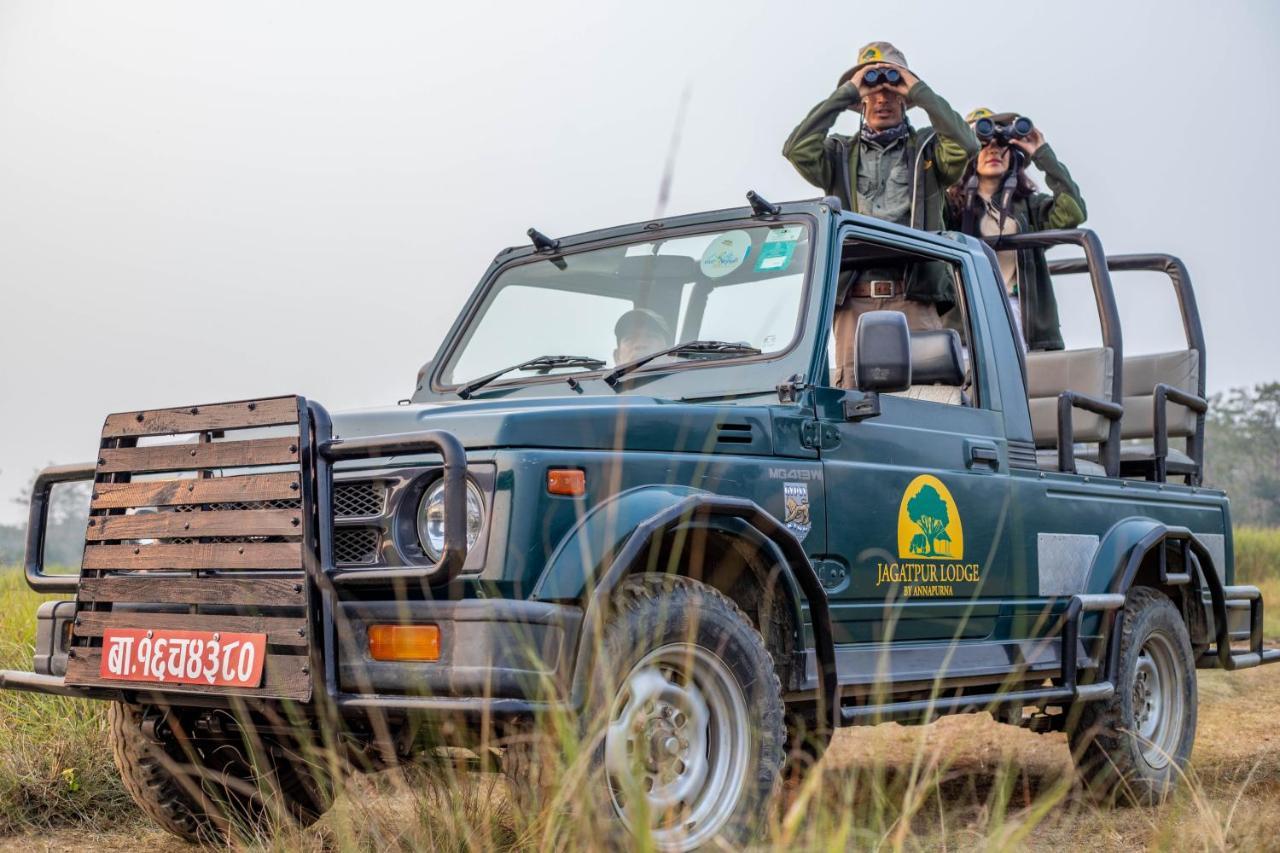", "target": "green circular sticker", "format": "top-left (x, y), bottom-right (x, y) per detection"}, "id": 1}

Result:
top-left (699, 230), bottom-right (752, 279)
